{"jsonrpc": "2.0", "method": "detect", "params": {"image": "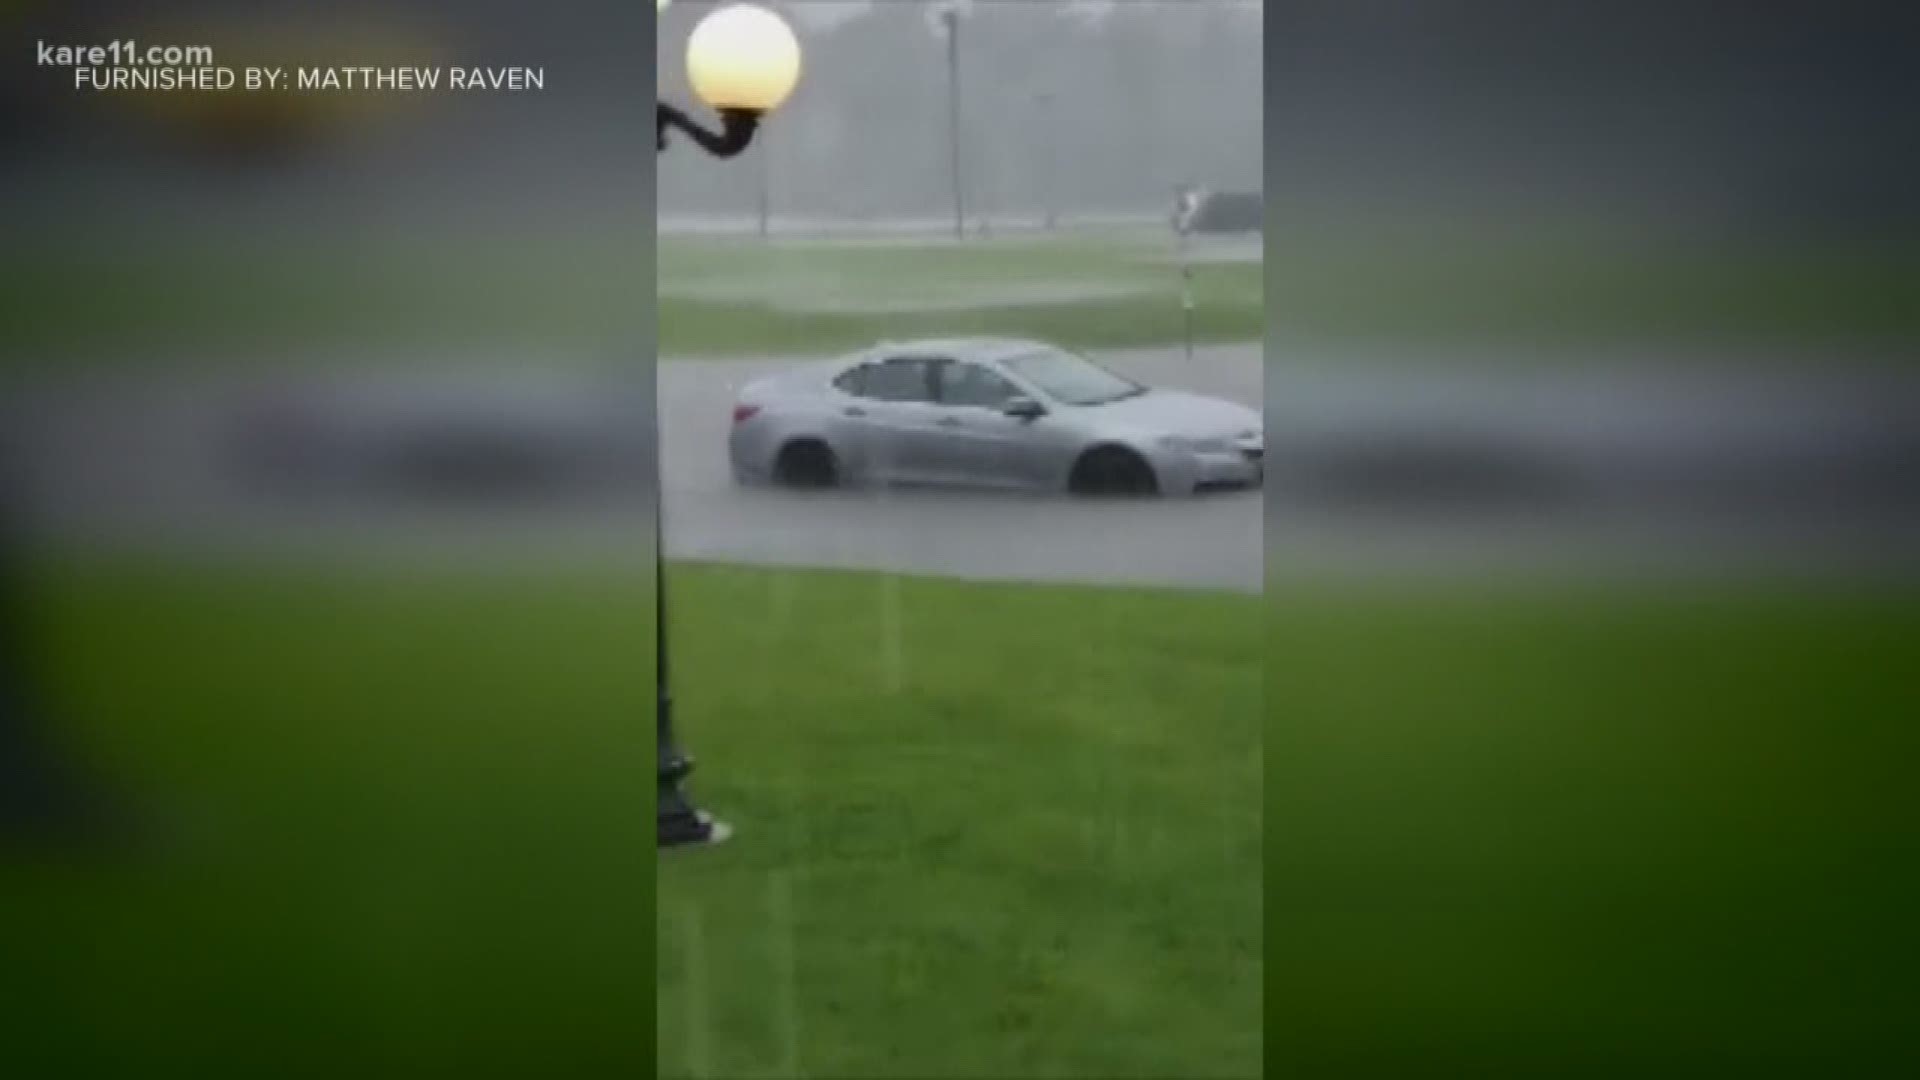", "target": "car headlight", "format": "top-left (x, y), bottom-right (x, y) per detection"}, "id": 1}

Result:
top-left (1159, 435), bottom-right (1233, 454)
